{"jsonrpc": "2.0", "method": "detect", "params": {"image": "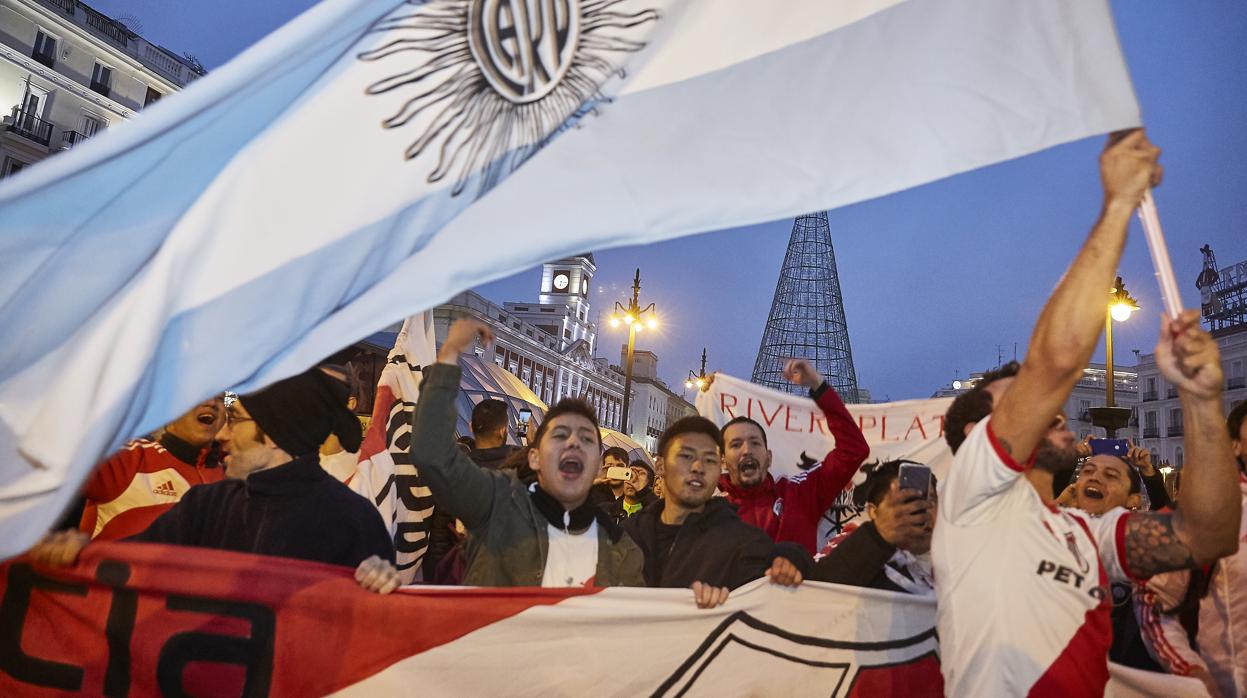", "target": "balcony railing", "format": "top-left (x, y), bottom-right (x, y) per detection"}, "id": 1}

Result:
top-left (143, 45), bottom-right (183, 82)
top-left (1229, 377), bottom-right (1246, 390)
top-left (36, 0), bottom-right (75, 14)
top-left (1166, 388), bottom-right (1178, 399)
top-left (60, 130), bottom-right (87, 149)
top-left (1167, 424), bottom-right (1184, 437)
top-left (31, 50), bottom-right (55, 69)
top-left (1142, 428), bottom-right (1159, 439)
top-left (1078, 411), bottom-right (1092, 422)
top-left (4, 107), bottom-right (53, 146)
top-left (1141, 391), bottom-right (1158, 402)
top-left (89, 80), bottom-right (111, 97)
top-left (84, 7), bottom-right (129, 48)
